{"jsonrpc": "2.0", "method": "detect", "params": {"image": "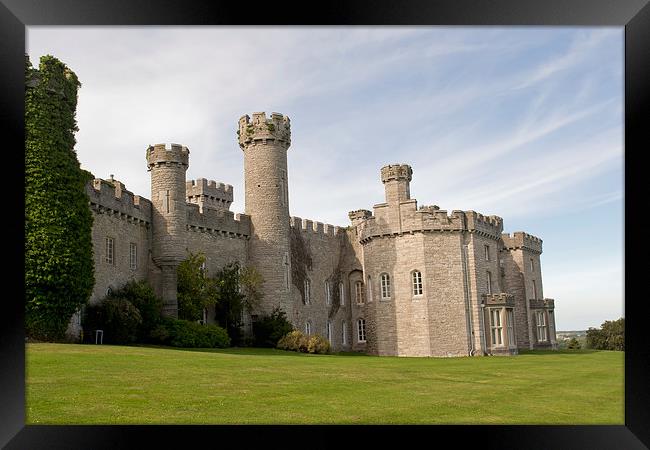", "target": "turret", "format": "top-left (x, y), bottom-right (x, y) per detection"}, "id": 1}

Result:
top-left (381, 164), bottom-right (412, 204)
top-left (238, 112), bottom-right (292, 315)
top-left (146, 143), bottom-right (190, 317)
